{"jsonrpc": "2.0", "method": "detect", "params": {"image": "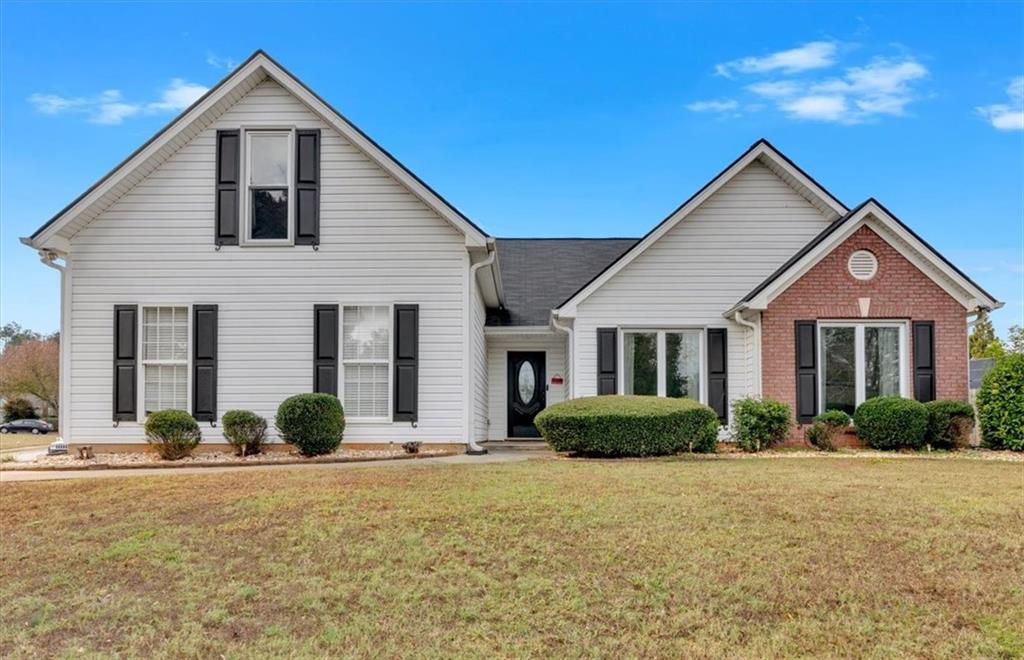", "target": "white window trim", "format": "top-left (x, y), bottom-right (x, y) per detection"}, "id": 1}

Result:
top-left (240, 126), bottom-right (295, 246)
top-left (138, 304), bottom-right (192, 420)
top-left (616, 328), bottom-right (706, 403)
top-left (340, 303), bottom-right (394, 423)
top-left (818, 320), bottom-right (909, 410)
